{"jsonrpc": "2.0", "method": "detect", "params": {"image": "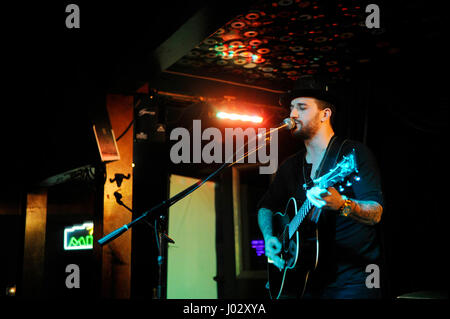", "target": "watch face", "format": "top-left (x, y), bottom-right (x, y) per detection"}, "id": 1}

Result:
top-left (341, 200), bottom-right (351, 216)
top-left (342, 206), bottom-right (351, 216)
